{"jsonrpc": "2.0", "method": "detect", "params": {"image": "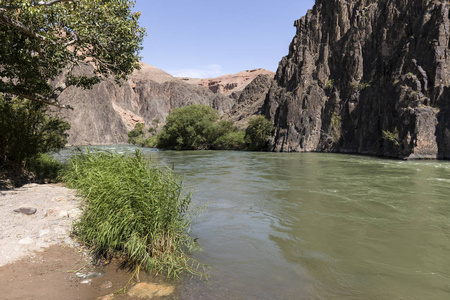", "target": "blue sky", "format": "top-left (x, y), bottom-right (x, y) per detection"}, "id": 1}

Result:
top-left (133, 0), bottom-right (315, 78)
